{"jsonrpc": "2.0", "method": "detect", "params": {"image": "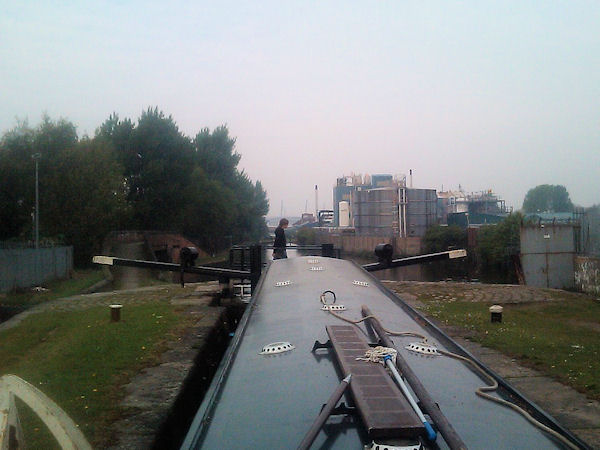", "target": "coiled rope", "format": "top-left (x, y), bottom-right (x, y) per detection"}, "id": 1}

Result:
top-left (356, 346), bottom-right (397, 365)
